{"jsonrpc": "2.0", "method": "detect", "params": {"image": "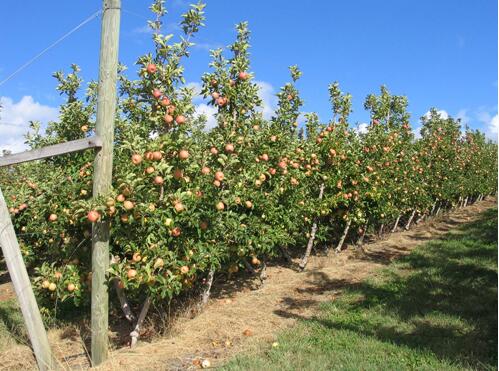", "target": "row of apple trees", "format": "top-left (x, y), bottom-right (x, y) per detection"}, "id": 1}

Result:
top-left (1, 0), bottom-right (496, 339)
